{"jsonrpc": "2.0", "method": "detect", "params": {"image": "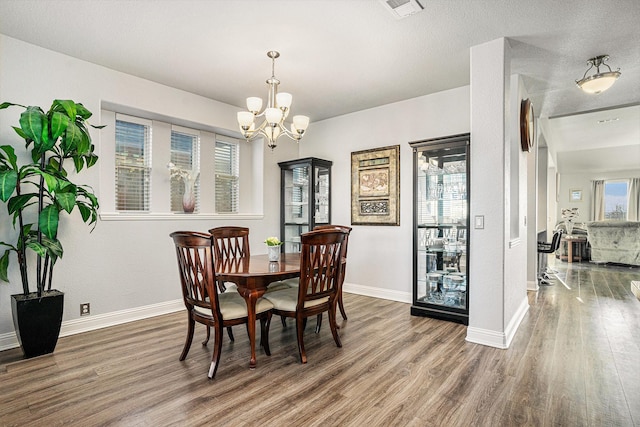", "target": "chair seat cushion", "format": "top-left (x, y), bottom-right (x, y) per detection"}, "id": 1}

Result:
top-left (265, 280), bottom-right (295, 292)
top-left (194, 292), bottom-right (273, 320)
top-left (262, 287), bottom-right (328, 312)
